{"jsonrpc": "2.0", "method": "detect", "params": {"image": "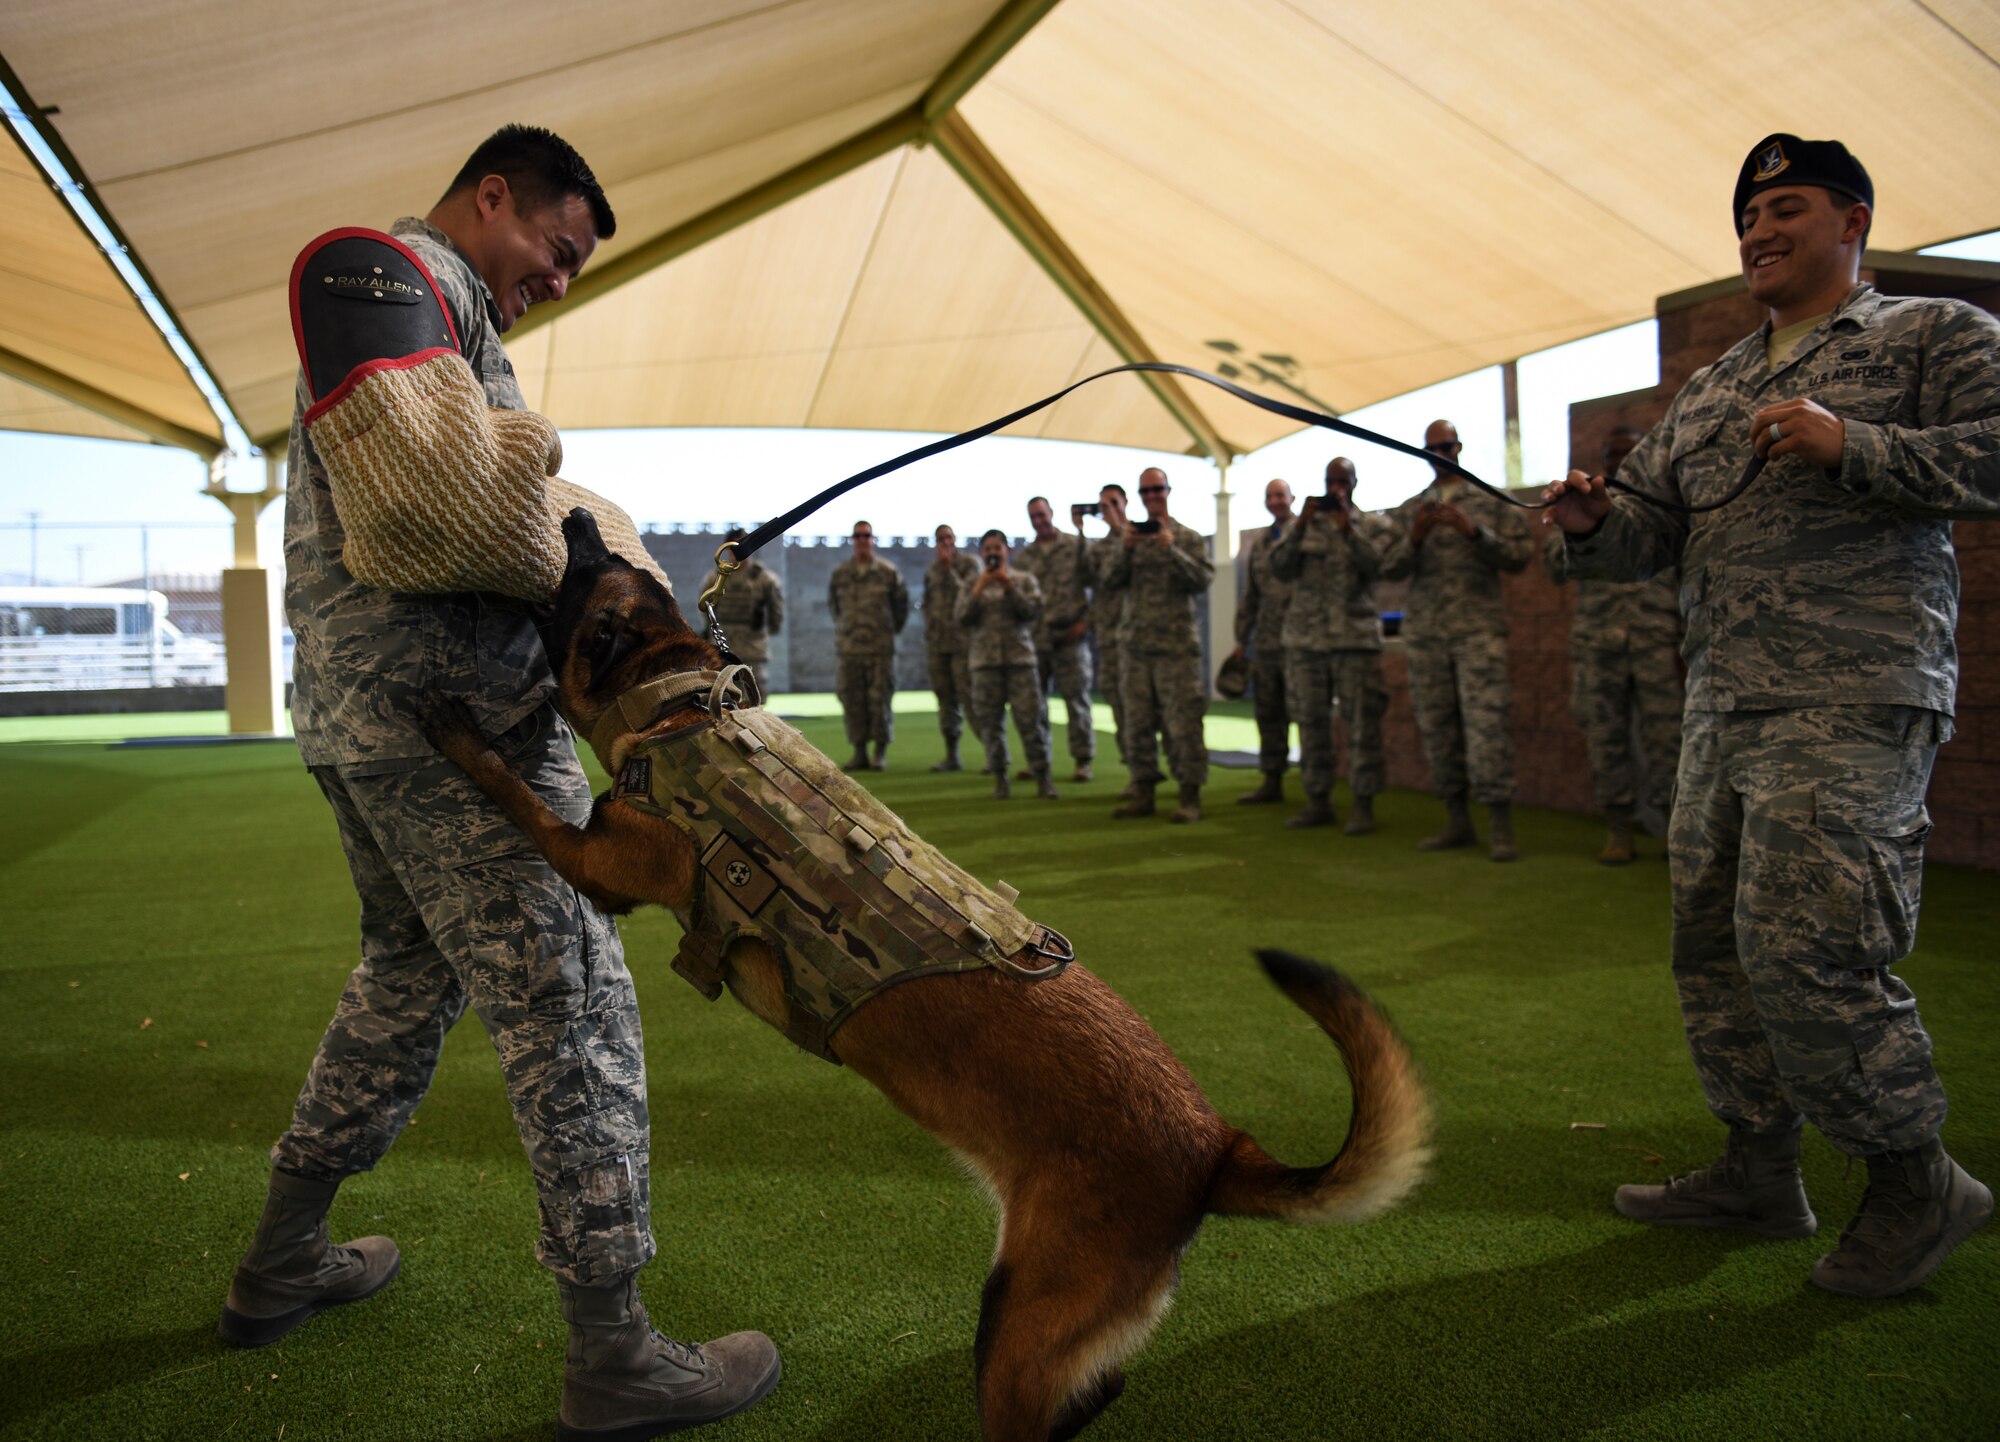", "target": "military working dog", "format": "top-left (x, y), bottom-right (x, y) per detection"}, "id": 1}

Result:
top-left (419, 509), bottom-right (1431, 1442)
